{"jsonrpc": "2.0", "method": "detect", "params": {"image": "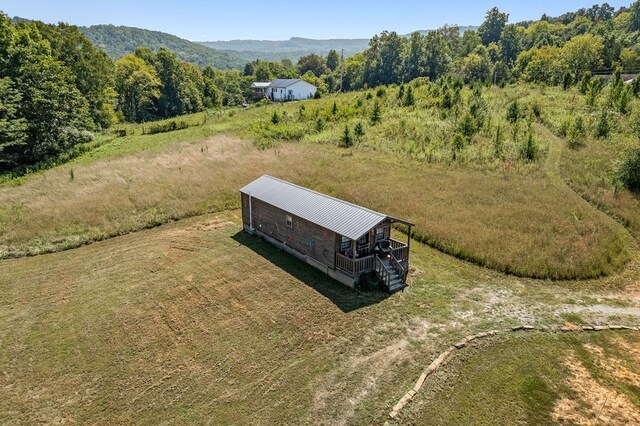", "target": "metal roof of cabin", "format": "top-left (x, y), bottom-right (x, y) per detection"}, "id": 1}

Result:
top-left (268, 79), bottom-right (305, 88)
top-left (251, 82), bottom-right (271, 88)
top-left (240, 175), bottom-right (388, 240)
